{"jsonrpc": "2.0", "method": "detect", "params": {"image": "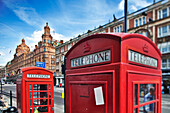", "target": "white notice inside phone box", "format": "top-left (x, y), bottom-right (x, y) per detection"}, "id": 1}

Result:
top-left (94, 86), bottom-right (104, 105)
